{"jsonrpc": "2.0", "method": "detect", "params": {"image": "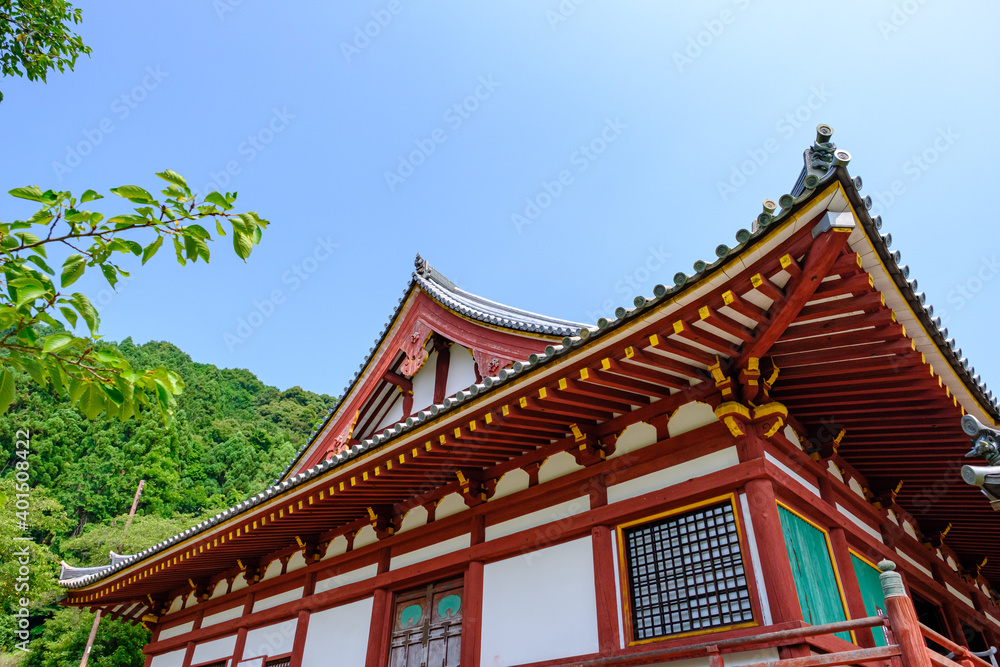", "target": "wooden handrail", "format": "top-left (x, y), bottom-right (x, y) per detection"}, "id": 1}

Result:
top-left (918, 624), bottom-right (994, 667)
